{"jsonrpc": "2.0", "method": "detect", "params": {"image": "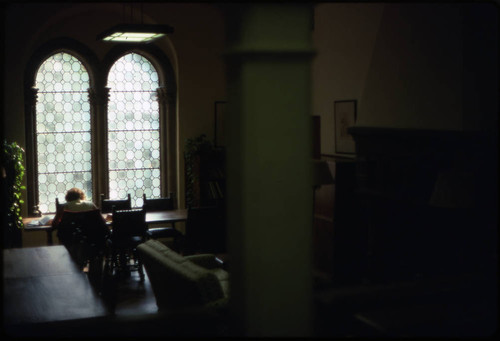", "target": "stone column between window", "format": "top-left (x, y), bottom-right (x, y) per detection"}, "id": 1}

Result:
top-left (88, 86), bottom-right (109, 202)
top-left (157, 86), bottom-right (177, 205)
top-left (26, 87), bottom-right (41, 216)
